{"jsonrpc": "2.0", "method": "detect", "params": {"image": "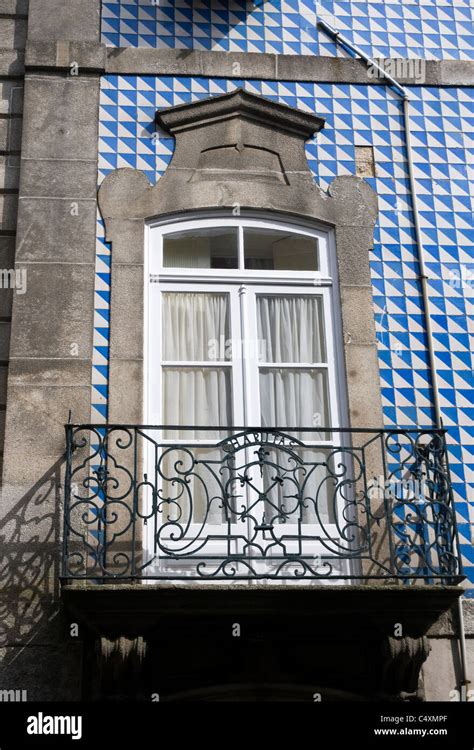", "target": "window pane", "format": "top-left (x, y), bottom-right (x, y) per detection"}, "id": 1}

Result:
top-left (257, 295), bottom-right (326, 363)
top-left (163, 227), bottom-right (238, 269)
top-left (162, 292), bottom-right (230, 362)
top-left (162, 368), bottom-right (232, 438)
top-left (244, 228), bottom-right (318, 271)
top-left (259, 368), bottom-right (330, 438)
